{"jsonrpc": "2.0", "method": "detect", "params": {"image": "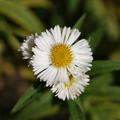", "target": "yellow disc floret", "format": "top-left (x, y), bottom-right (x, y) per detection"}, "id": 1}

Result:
top-left (64, 75), bottom-right (75, 88)
top-left (51, 44), bottom-right (73, 67)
